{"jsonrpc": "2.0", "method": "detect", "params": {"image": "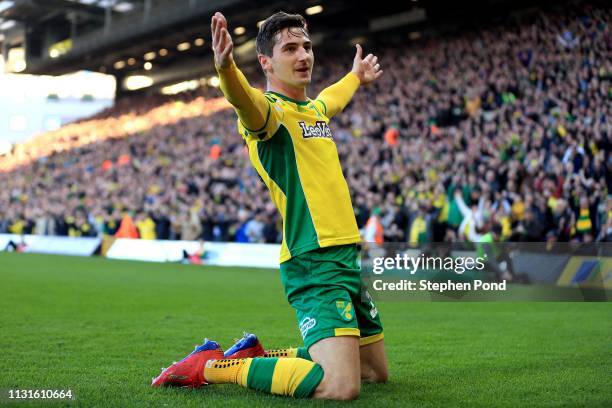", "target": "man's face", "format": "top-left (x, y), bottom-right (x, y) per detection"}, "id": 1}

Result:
top-left (260, 27), bottom-right (314, 88)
